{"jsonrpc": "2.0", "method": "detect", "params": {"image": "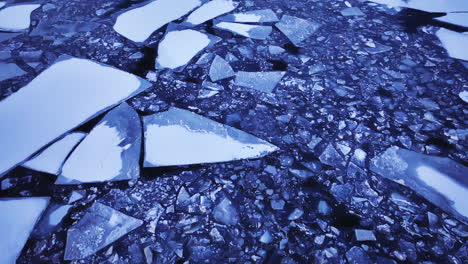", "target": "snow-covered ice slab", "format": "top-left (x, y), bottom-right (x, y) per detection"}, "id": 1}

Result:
top-left (435, 29), bottom-right (468, 61)
top-left (0, 63), bottom-right (26, 81)
top-left (143, 107), bottom-right (278, 167)
top-left (436, 13), bottom-right (468, 29)
top-left (113, 0), bottom-right (203, 42)
top-left (235, 71), bottom-right (285, 93)
top-left (214, 21), bottom-right (272, 40)
top-left (0, 197), bottom-right (50, 264)
top-left (22, 132), bottom-right (86, 175)
top-left (275, 15), bottom-right (320, 46)
top-left (64, 202), bottom-right (143, 260)
top-left (0, 4), bottom-right (40, 32)
top-left (0, 56), bottom-right (151, 177)
top-left (218, 9), bottom-right (279, 23)
top-left (368, 0), bottom-right (468, 12)
top-left (184, 0), bottom-right (238, 26)
top-left (371, 146), bottom-right (468, 224)
top-left (56, 103), bottom-right (142, 184)
top-left (209, 55), bottom-right (235, 81)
